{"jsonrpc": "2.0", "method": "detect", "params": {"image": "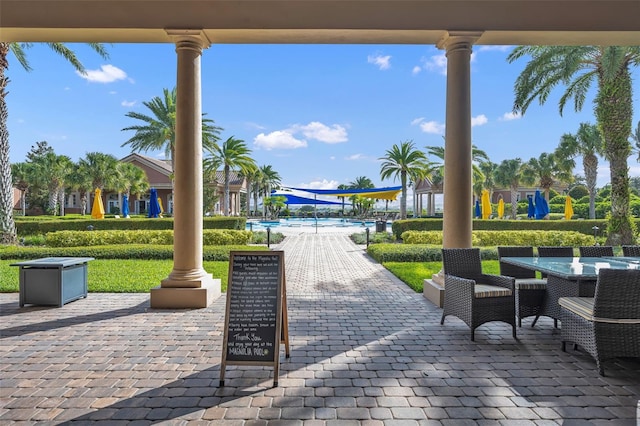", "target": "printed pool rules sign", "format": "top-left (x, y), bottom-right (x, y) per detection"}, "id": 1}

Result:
top-left (220, 251), bottom-right (289, 387)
